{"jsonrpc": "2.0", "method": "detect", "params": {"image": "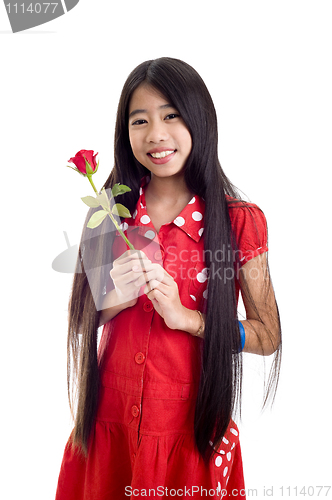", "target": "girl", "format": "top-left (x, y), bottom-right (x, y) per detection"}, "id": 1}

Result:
top-left (56, 57), bottom-right (281, 499)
